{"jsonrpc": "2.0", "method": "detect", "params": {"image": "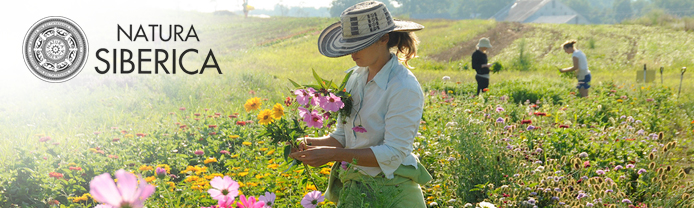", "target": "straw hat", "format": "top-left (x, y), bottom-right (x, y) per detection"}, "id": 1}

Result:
top-left (477, 38), bottom-right (492, 49)
top-left (317, 1), bottom-right (424, 57)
